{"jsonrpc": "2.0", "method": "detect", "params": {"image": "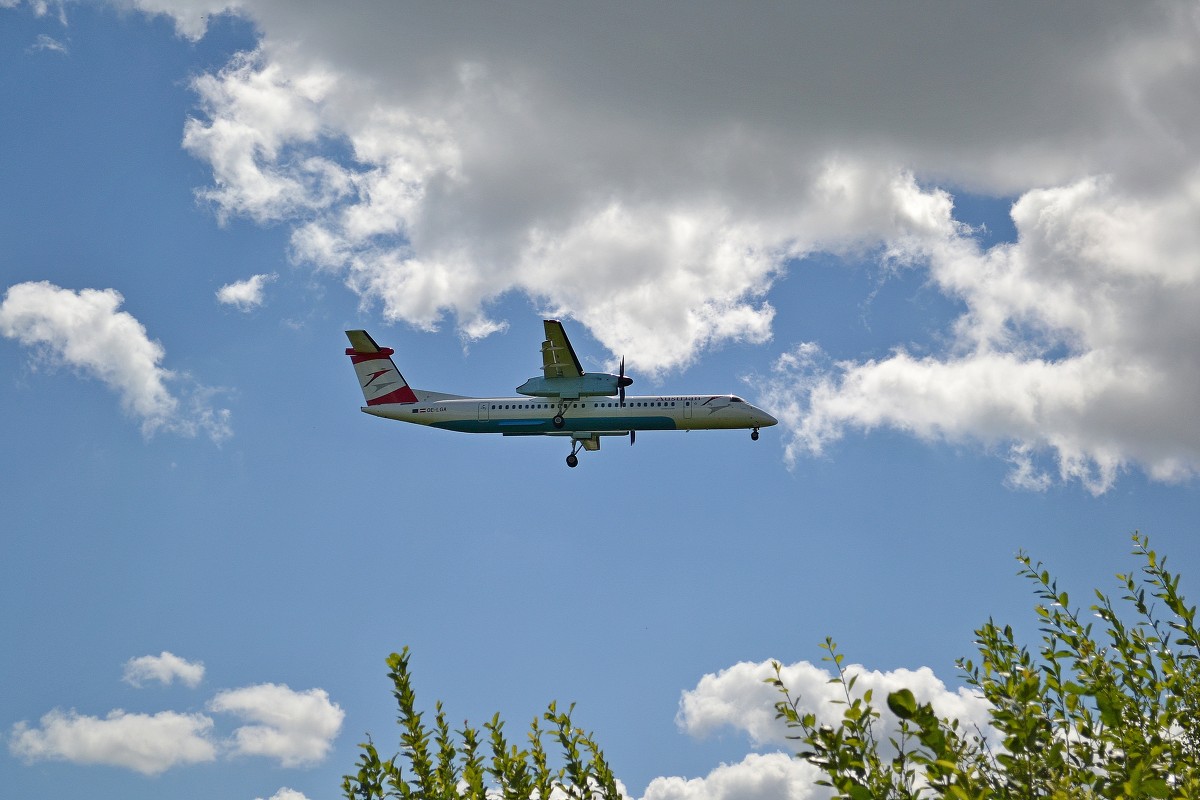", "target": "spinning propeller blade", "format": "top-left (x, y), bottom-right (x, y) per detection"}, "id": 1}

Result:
top-left (618, 356), bottom-right (633, 403)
